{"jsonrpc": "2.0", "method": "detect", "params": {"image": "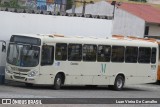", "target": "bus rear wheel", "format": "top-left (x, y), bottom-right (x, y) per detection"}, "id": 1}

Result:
top-left (53, 74), bottom-right (63, 90)
top-left (114, 75), bottom-right (124, 91)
